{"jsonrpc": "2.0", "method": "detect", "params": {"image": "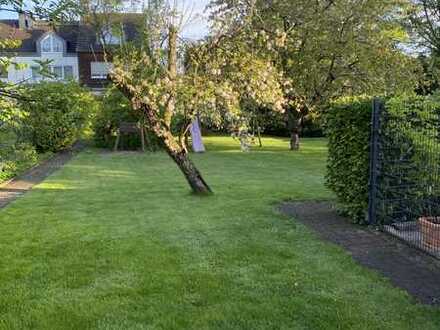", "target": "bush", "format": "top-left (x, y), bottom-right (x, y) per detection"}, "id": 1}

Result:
top-left (324, 96), bottom-right (372, 223)
top-left (19, 82), bottom-right (97, 152)
top-left (0, 142), bottom-right (38, 182)
top-left (380, 95), bottom-right (440, 221)
top-left (0, 98), bottom-right (38, 182)
top-left (325, 94), bottom-right (440, 224)
top-left (93, 87), bottom-right (160, 150)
